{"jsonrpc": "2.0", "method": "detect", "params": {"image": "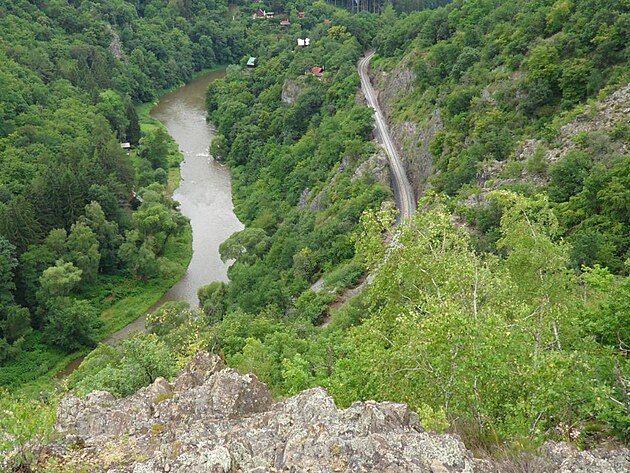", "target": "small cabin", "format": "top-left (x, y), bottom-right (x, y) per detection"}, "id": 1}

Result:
top-left (309, 66), bottom-right (324, 78)
top-left (120, 142), bottom-right (131, 150)
top-left (298, 11), bottom-right (305, 18)
top-left (323, 19), bottom-right (331, 25)
top-left (253, 9), bottom-right (274, 19)
top-left (297, 38), bottom-right (310, 47)
top-left (127, 190), bottom-right (144, 209)
top-left (246, 57), bottom-right (257, 68)
top-left (280, 19), bottom-right (290, 26)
